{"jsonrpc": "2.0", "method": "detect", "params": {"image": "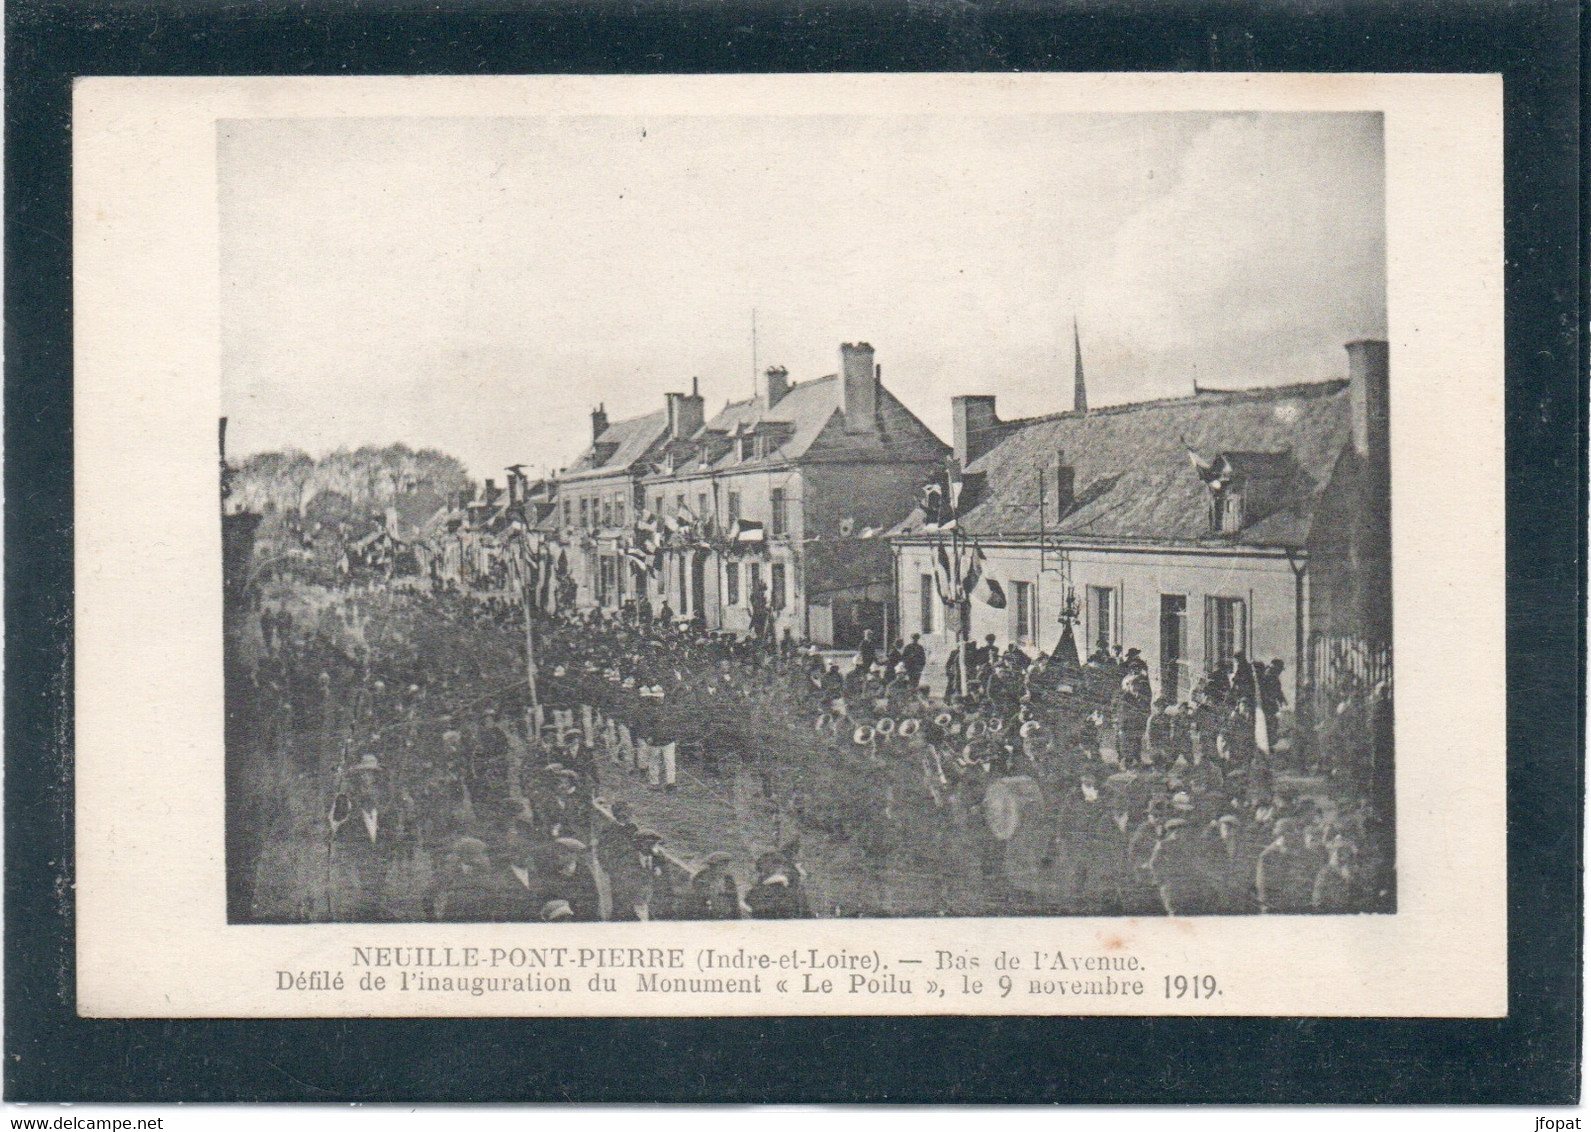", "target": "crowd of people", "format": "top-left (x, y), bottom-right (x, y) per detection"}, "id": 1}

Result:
top-left (228, 579), bottom-right (1392, 924)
